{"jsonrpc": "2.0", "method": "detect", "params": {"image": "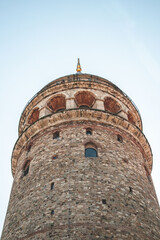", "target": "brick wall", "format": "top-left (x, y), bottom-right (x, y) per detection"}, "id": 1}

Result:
top-left (2, 122), bottom-right (160, 239)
